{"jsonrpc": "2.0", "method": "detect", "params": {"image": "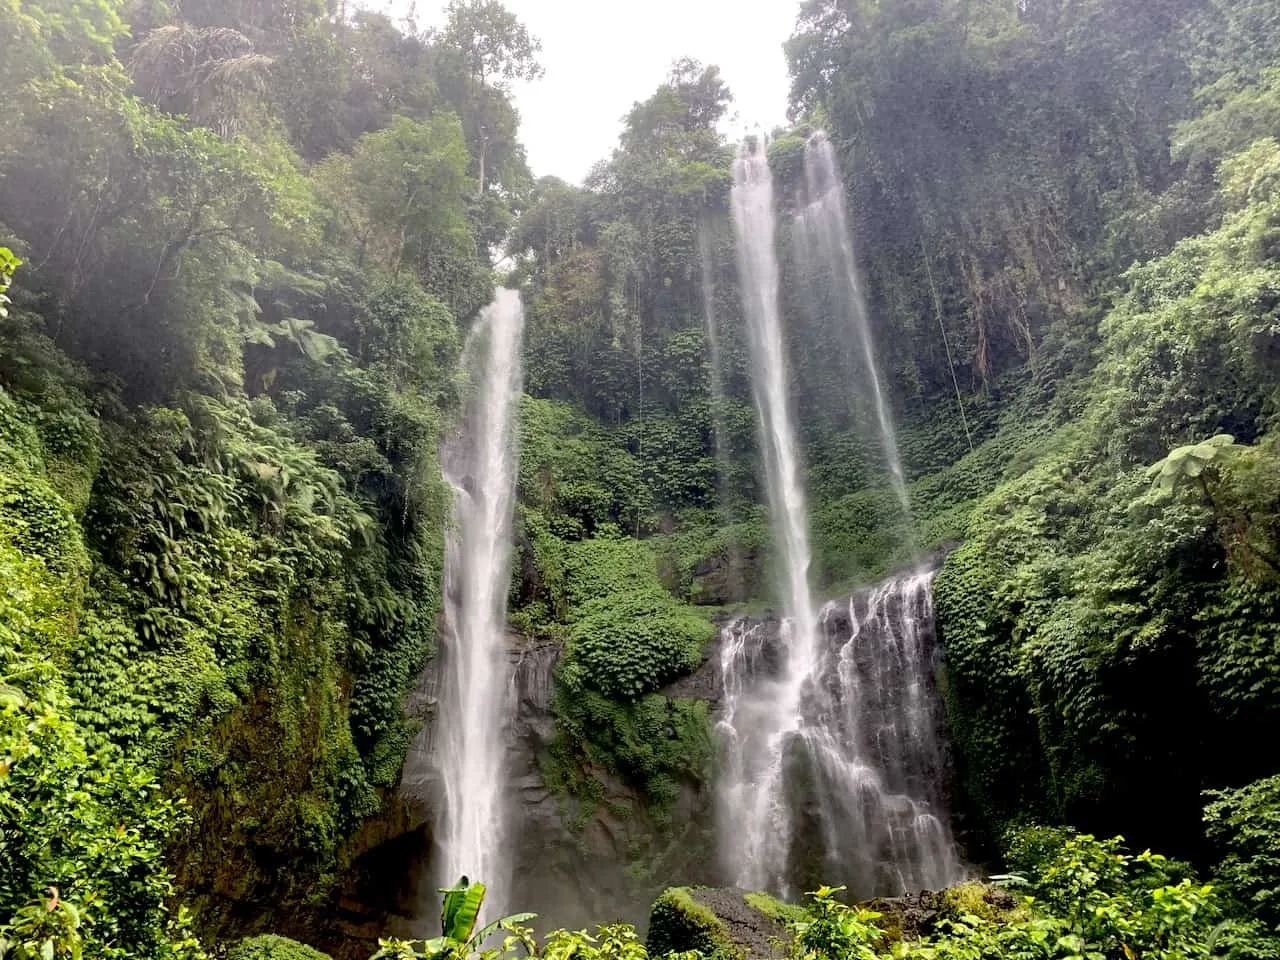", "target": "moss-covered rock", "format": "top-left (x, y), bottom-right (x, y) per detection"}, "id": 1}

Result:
top-left (648, 887), bottom-right (793, 959)
top-left (862, 882), bottom-right (1024, 945)
top-left (647, 887), bottom-right (737, 958)
top-left (939, 880), bottom-right (1025, 925)
top-left (741, 892), bottom-right (805, 927)
top-left (227, 934), bottom-right (334, 960)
